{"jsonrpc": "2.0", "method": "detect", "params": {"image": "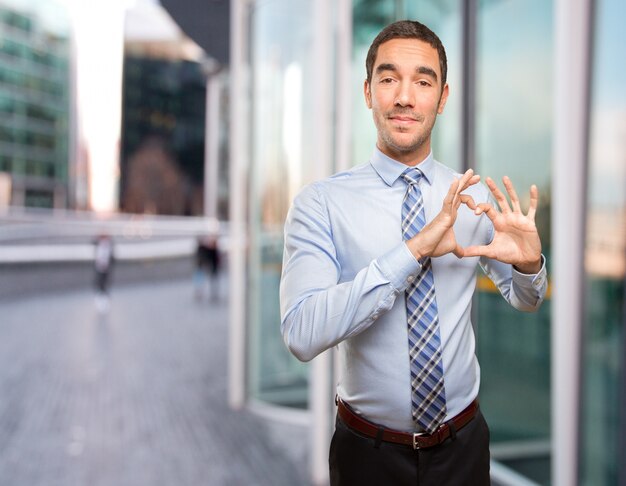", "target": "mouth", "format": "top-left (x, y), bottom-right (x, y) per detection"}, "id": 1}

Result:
top-left (388, 117), bottom-right (419, 130)
top-left (387, 113), bottom-right (420, 124)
